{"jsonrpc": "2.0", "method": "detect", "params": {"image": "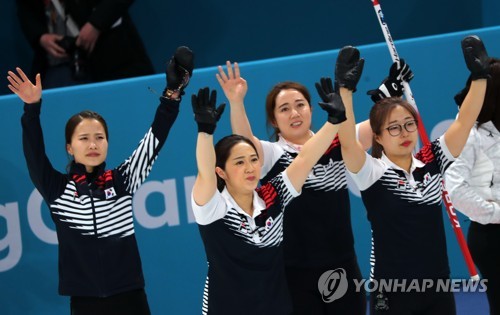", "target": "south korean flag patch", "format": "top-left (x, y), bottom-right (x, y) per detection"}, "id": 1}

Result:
top-left (423, 172), bottom-right (432, 186)
top-left (265, 217), bottom-right (274, 231)
top-left (104, 187), bottom-right (117, 199)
